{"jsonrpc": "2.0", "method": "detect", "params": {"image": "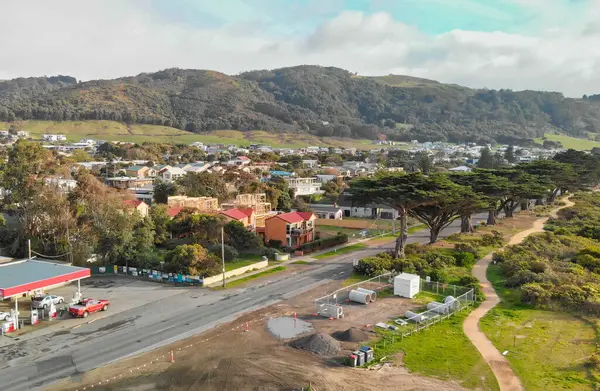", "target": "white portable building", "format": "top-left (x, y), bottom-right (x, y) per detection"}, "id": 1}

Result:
top-left (394, 273), bottom-right (420, 298)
